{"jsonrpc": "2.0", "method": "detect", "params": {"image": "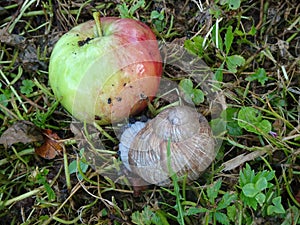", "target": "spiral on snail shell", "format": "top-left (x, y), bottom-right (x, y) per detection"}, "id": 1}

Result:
top-left (119, 105), bottom-right (215, 186)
